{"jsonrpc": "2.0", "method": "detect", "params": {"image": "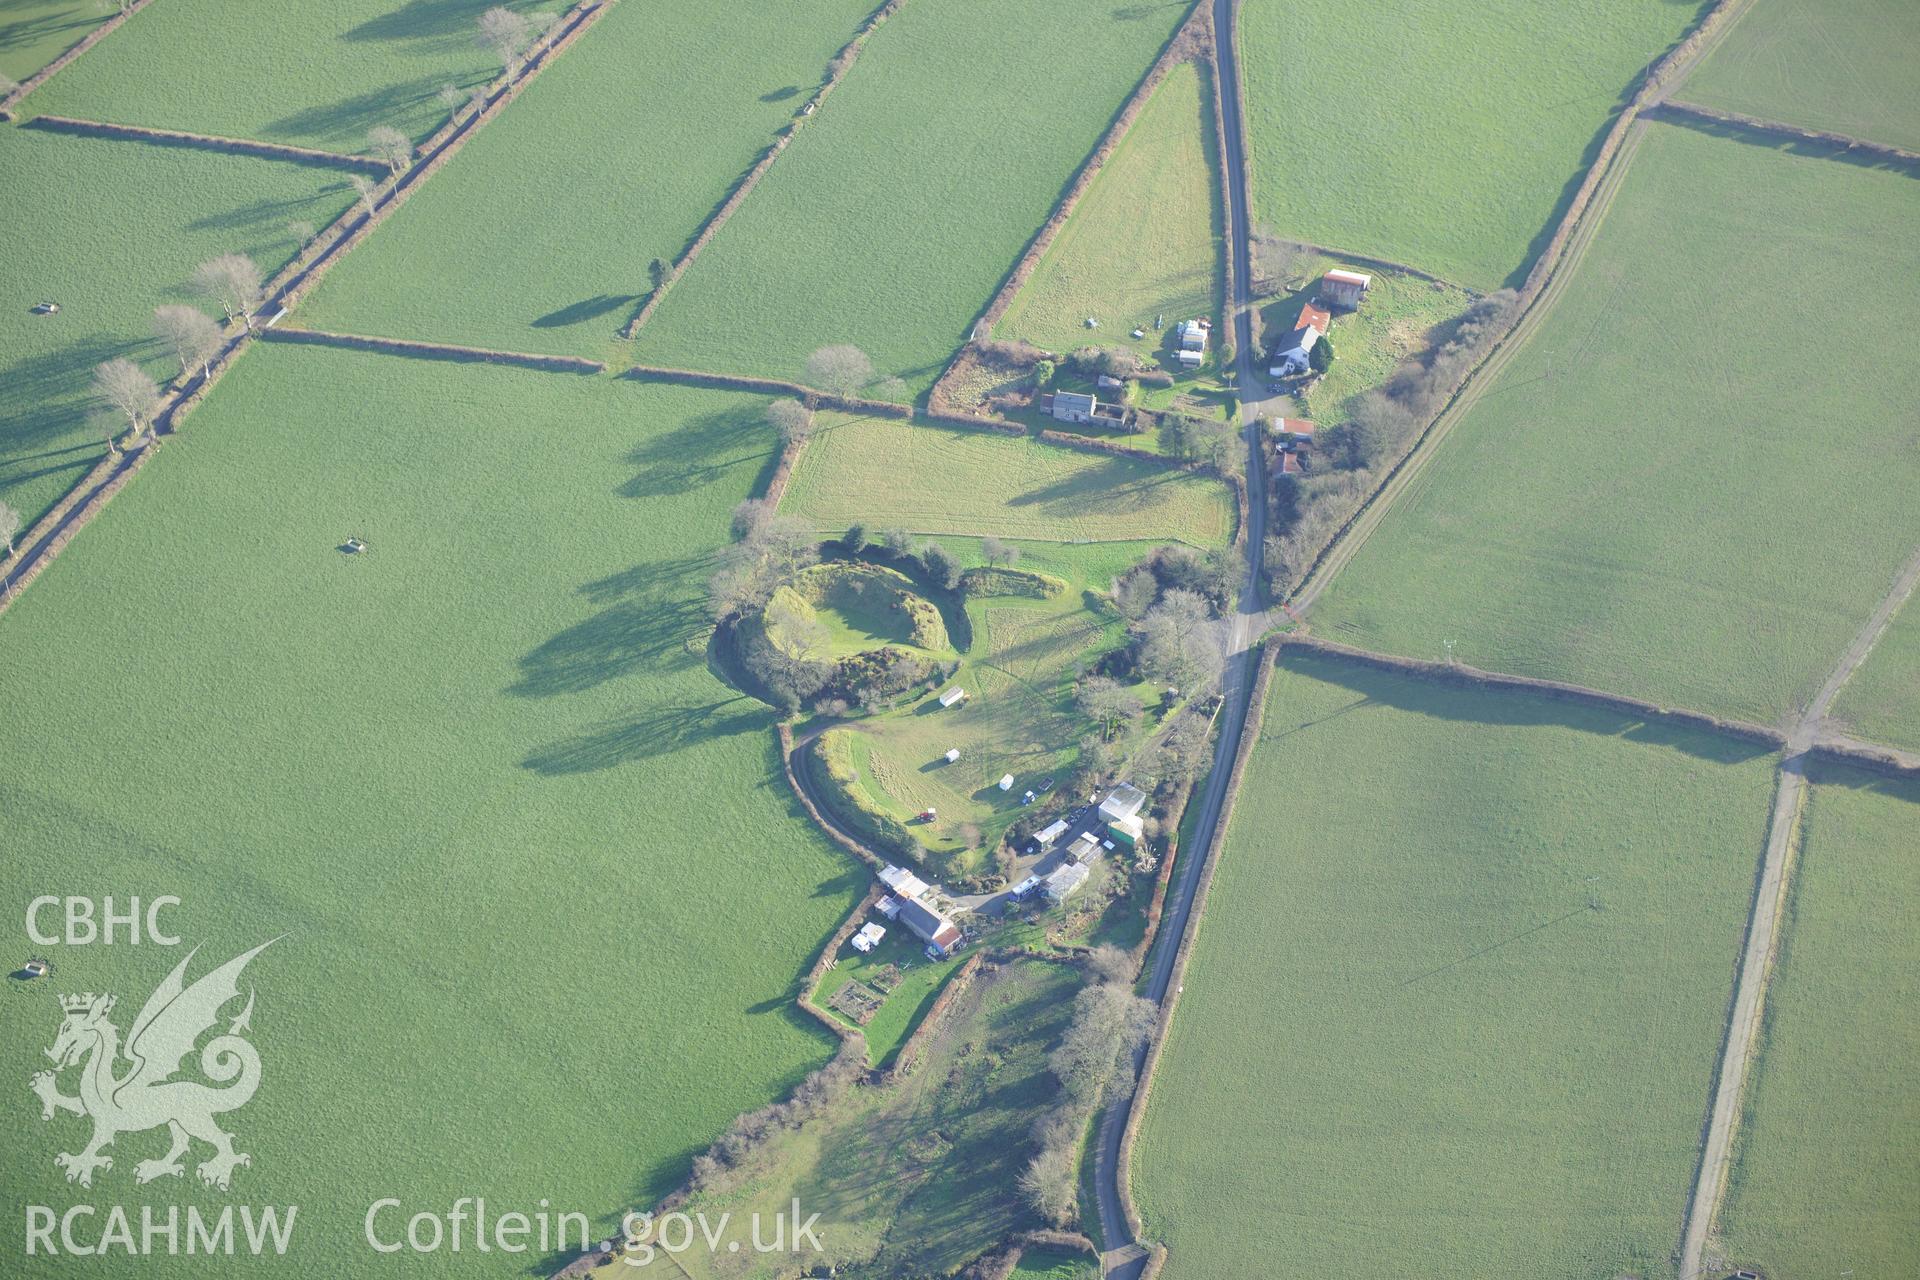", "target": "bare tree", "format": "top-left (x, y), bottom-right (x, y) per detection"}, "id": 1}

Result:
top-left (871, 376), bottom-right (910, 404)
top-left (286, 219), bottom-right (318, 248)
top-left (365, 125), bottom-right (412, 174)
top-left (1077, 675), bottom-right (1139, 742)
top-left (93, 358), bottom-right (162, 442)
top-left (1050, 981), bottom-right (1155, 1104)
top-left (1086, 943), bottom-right (1135, 986)
top-left (707, 507), bottom-right (819, 620)
top-left (1137, 589), bottom-right (1225, 690)
top-left (804, 344), bottom-right (873, 397)
top-left (476, 7), bottom-right (535, 71)
top-left (350, 174), bottom-right (379, 217)
top-left (1153, 711), bottom-right (1213, 782)
top-left (152, 305), bottom-right (222, 380)
top-left (982, 535), bottom-right (1020, 568)
top-left (766, 398), bottom-right (813, 445)
top-left (0, 500), bottom-right (20, 556)
top-left (0, 72), bottom-right (20, 98)
top-left (1017, 1144), bottom-right (1076, 1227)
top-left (190, 254), bottom-right (263, 330)
top-left (437, 83), bottom-right (467, 113)
top-left (1111, 564), bottom-right (1158, 620)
